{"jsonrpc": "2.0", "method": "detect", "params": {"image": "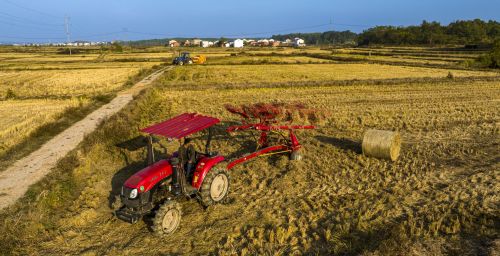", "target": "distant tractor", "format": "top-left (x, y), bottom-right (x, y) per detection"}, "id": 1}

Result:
top-left (172, 52), bottom-right (206, 65)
